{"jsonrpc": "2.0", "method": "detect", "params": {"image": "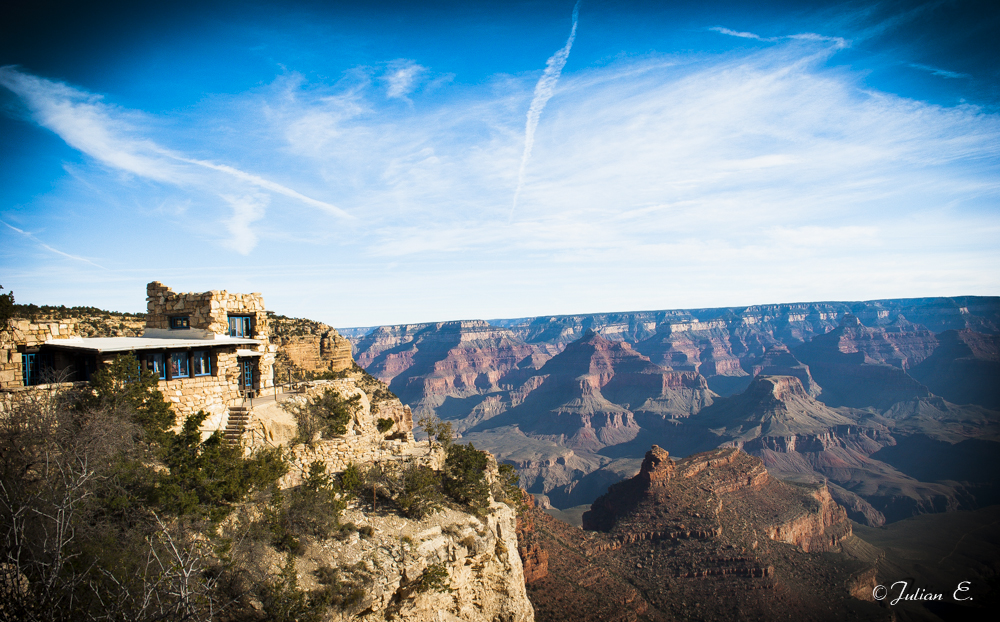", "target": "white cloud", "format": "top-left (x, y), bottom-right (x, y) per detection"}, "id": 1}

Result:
top-left (0, 218), bottom-right (107, 269)
top-left (710, 26), bottom-right (850, 49)
top-left (0, 65), bottom-right (350, 253)
top-left (221, 193), bottom-right (269, 254)
top-left (383, 60), bottom-right (427, 100)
